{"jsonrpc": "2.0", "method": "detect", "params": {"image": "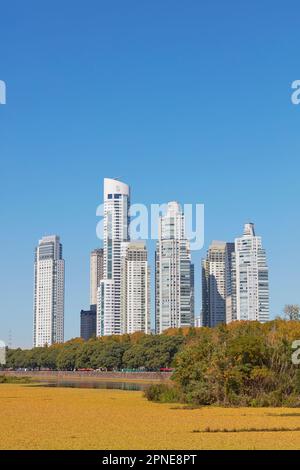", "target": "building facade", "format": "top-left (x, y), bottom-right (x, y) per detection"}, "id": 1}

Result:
top-left (155, 201), bottom-right (194, 333)
top-left (97, 178), bottom-right (130, 336)
top-left (229, 223), bottom-right (269, 323)
top-left (121, 241), bottom-right (150, 334)
top-left (90, 248), bottom-right (104, 310)
top-left (33, 235), bottom-right (65, 347)
top-left (80, 309), bottom-right (96, 341)
top-left (190, 263), bottom-right (195, 324)
top-left (202, 241), bottom-right (234, 327)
